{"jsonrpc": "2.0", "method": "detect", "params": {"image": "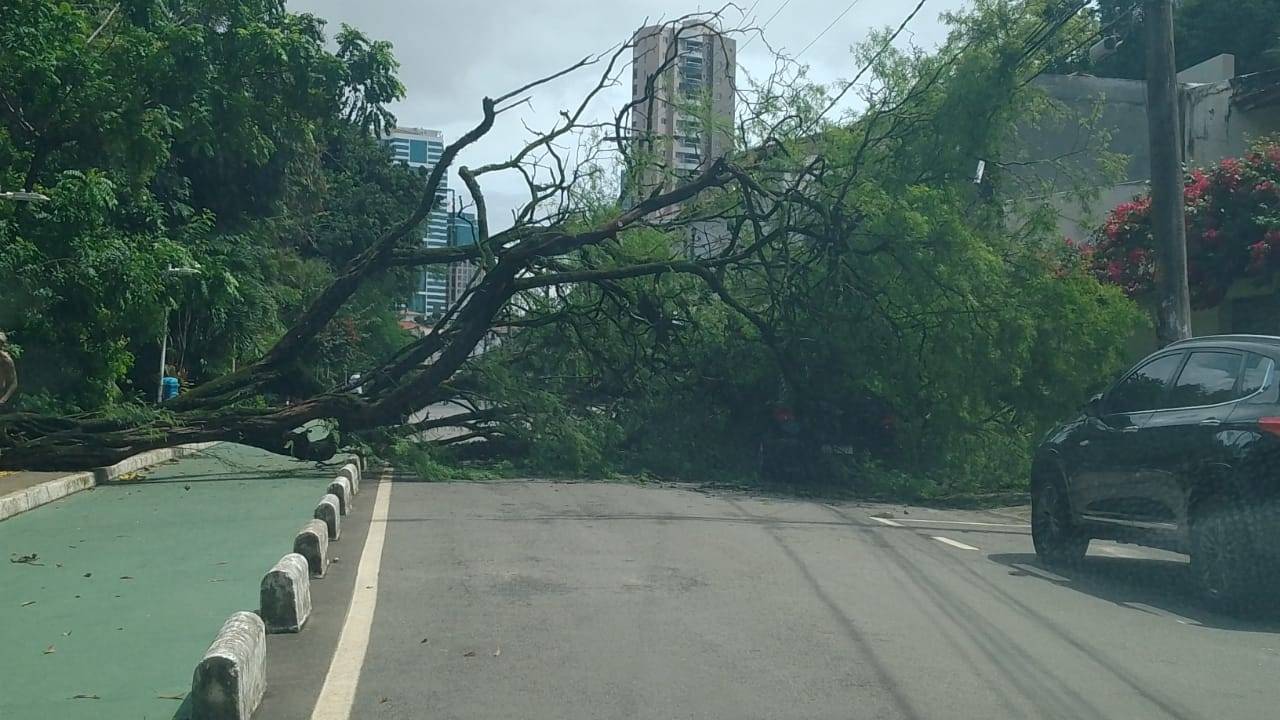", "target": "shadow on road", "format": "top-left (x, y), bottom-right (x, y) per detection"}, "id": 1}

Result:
top-left (989, 552), bottom-right (1280, 633)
